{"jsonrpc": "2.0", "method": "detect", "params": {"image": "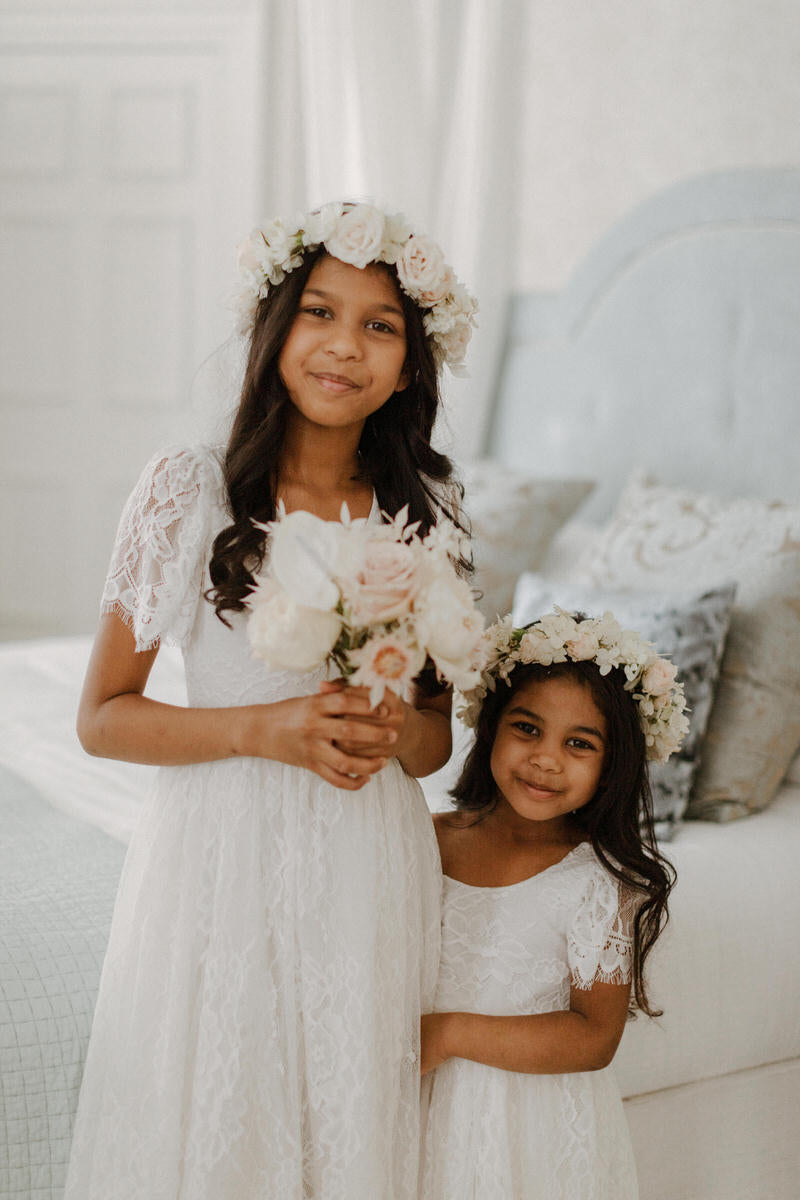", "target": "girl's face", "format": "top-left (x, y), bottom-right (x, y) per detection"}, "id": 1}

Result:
top-left (278, 255), bottom-right (409, 434)
top-left (490, 674), bottom-right (607, 827)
